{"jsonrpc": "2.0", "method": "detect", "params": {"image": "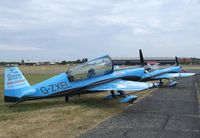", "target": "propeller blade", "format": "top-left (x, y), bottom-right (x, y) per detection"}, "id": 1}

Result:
top-left (175, 56), bottom-right (179, 66)
top-left (139, 49), bottom-right (144, 66)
